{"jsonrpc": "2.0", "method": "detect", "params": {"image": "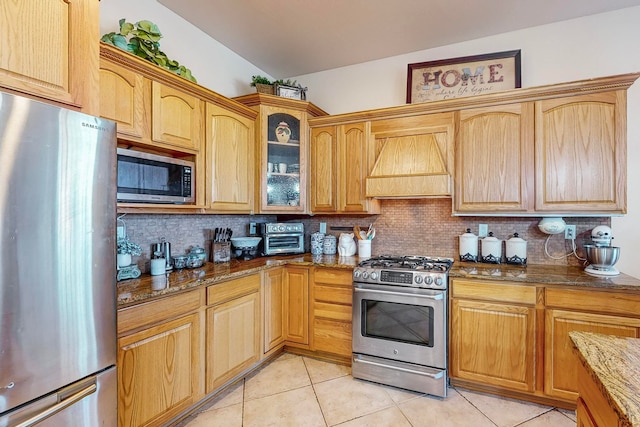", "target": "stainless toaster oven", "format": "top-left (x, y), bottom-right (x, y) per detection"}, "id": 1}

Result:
top-left (261, 223), bottom-right (304, 255)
